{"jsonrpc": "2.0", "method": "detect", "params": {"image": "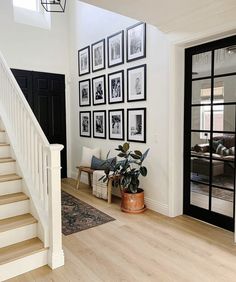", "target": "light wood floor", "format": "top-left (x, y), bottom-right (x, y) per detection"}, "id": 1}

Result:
top-left (8, 178), bottom-right (236, 282)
